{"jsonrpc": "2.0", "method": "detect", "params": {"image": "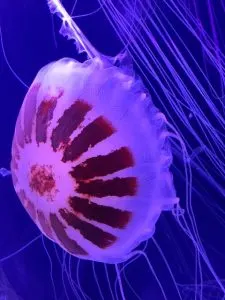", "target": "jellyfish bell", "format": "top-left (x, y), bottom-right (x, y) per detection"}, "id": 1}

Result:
top-left (11, 50), bottom-right (178, 263)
